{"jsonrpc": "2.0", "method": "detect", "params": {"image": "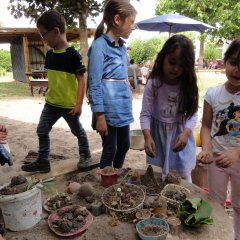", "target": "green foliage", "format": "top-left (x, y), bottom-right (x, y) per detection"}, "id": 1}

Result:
top-left (155, 0), bottom-right (240, 40)
top-left (0, 50), bottom-right (11, 72)
top-left (8, 0), bottom-right (103, 28)
top-left (0, 68), bottom-right (6, 77)
top-left (70, 42), bottom-right (81, 52)
top-left (129, 36), bottom-right (167, 64)
top-left (204, 43), bottom-right (221, 63)
top-left (8, 0), bottom-right (140, 65)
top-left (8, 0), bottom-right (139, 28)
top-left (27, 176), bottom-right (55, 192)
